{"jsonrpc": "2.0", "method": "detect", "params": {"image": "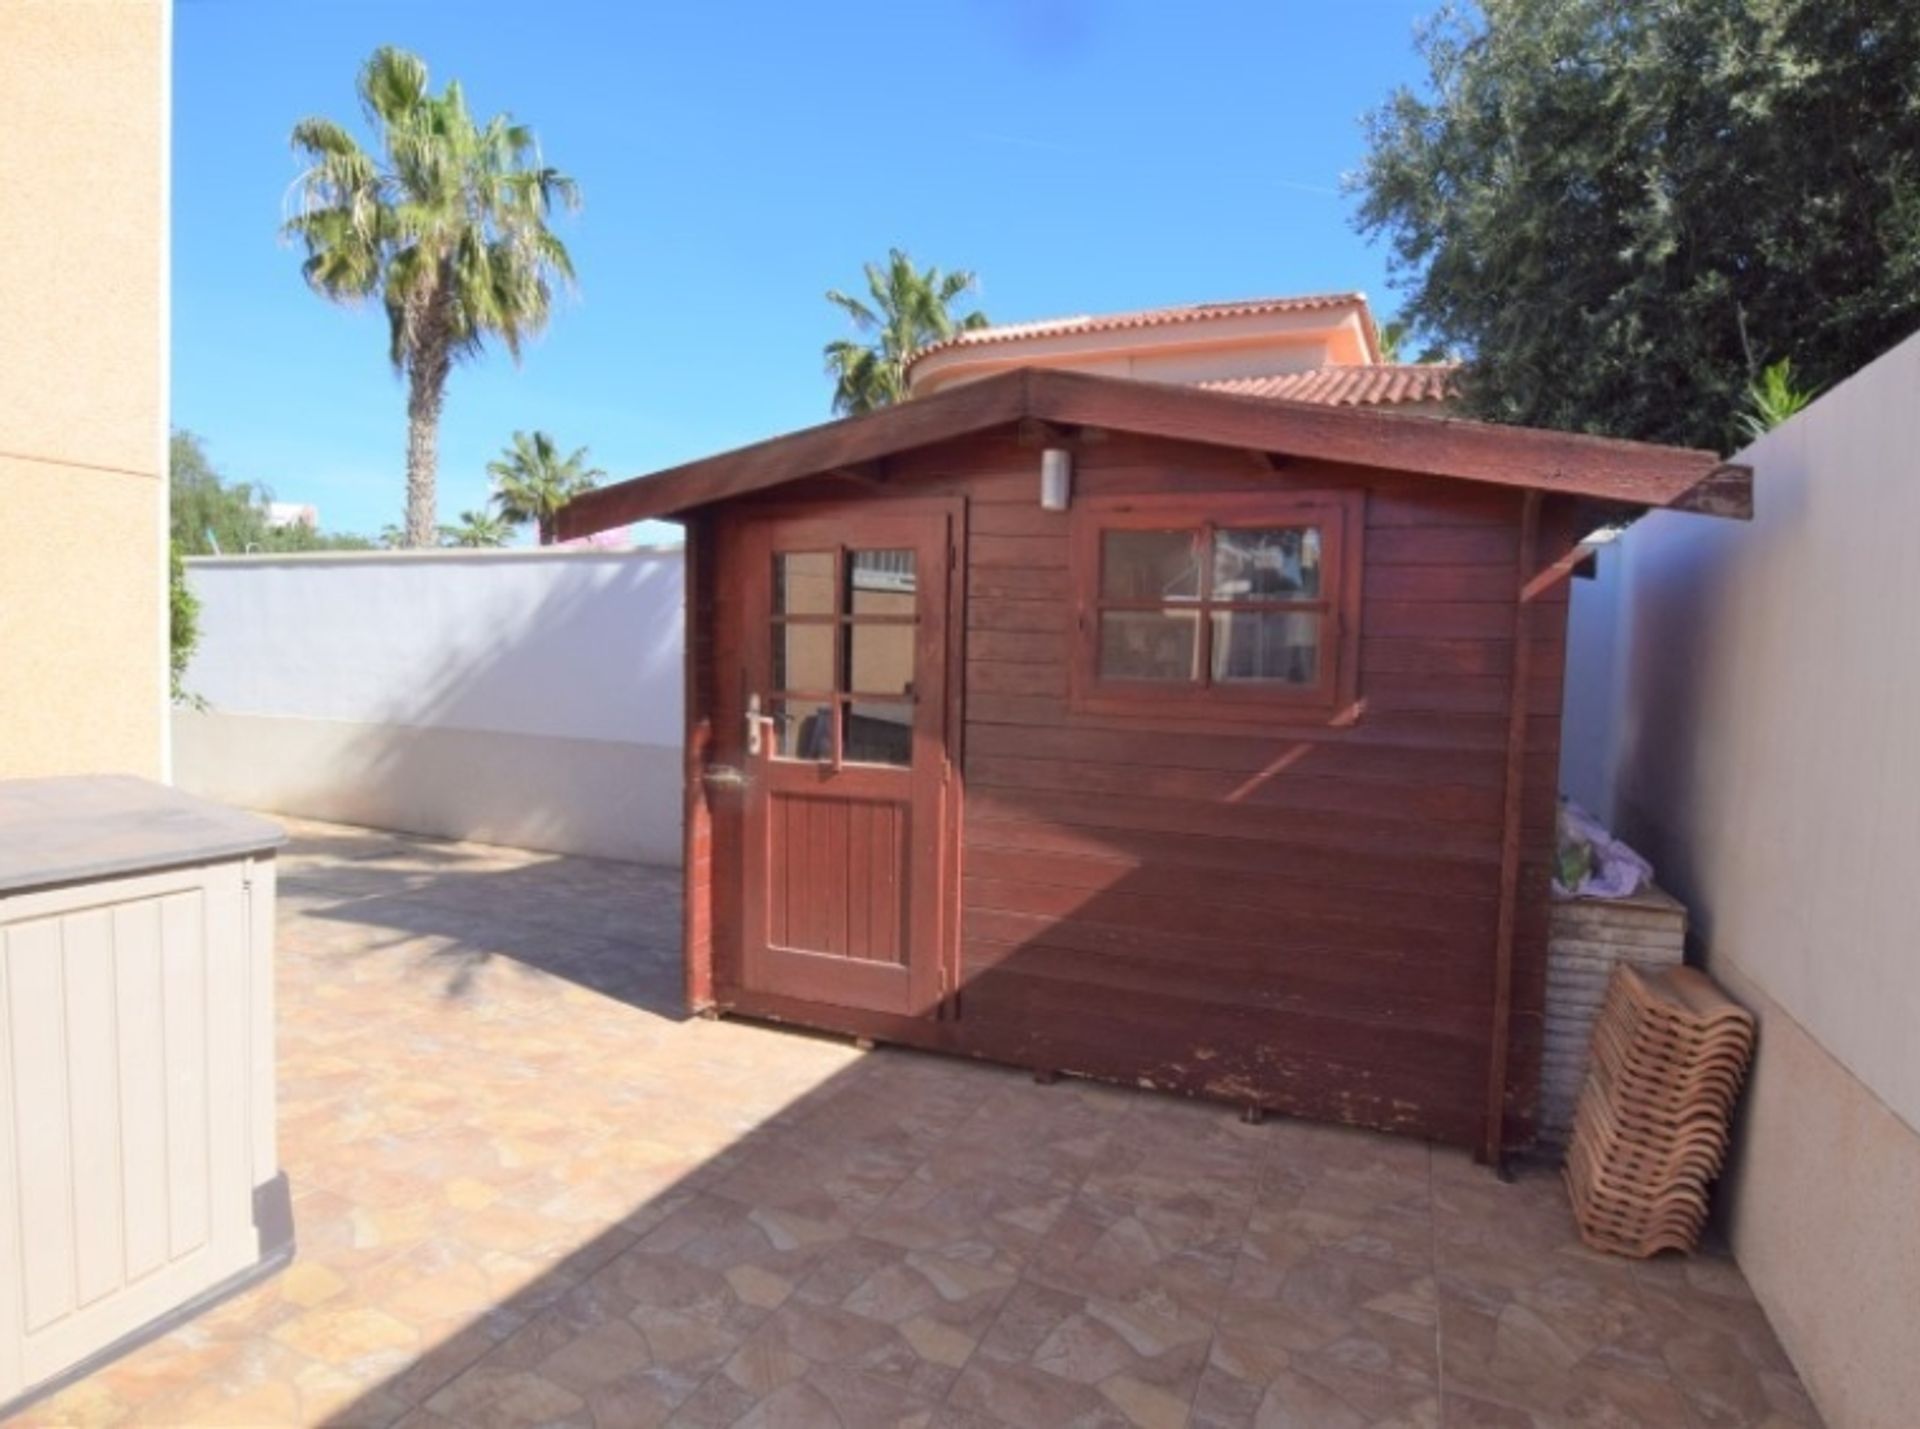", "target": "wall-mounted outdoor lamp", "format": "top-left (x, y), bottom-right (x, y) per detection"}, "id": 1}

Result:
top-left (1040, 447), bottom-right (1073, 511)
